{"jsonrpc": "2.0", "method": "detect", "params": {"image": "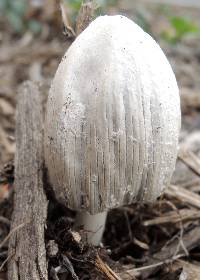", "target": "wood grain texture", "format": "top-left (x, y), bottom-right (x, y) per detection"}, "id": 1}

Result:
top-left (44, 15), bottom-right (181, 214)
top-left (8, 81), bottom-right (48, 280)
